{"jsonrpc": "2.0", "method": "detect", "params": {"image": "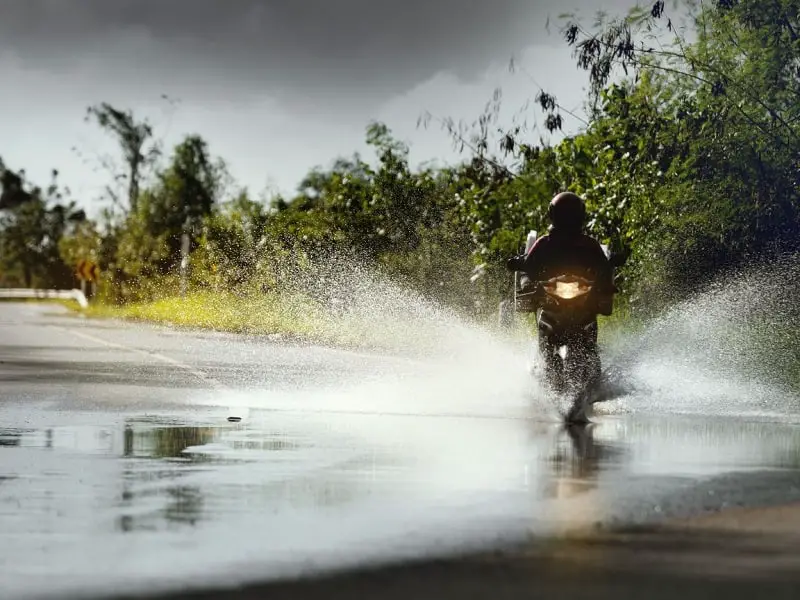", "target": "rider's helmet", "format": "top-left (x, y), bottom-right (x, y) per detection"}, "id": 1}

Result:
top-left (548, 192), bottom-right (586, 233)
